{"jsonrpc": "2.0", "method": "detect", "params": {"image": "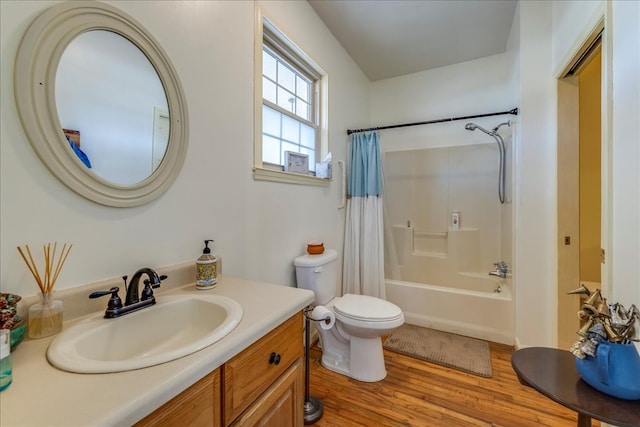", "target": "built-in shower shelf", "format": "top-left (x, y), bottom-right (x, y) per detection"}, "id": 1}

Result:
top-left (413, 230), bottom-right (448, 257)
top-left (413, 231), bottom-right (447, 238)
top-left (412, 250), bottom-right (447, 258)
